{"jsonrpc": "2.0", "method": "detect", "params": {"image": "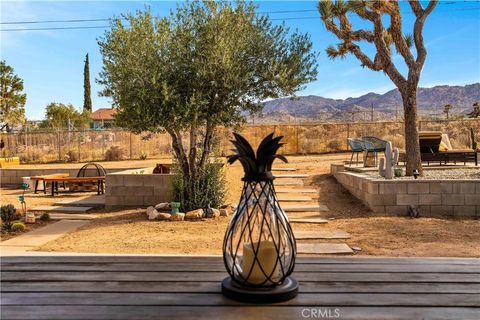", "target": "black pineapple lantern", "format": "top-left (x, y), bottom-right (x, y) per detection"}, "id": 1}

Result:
top-left (222, 133), bottom-right (298, 303)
